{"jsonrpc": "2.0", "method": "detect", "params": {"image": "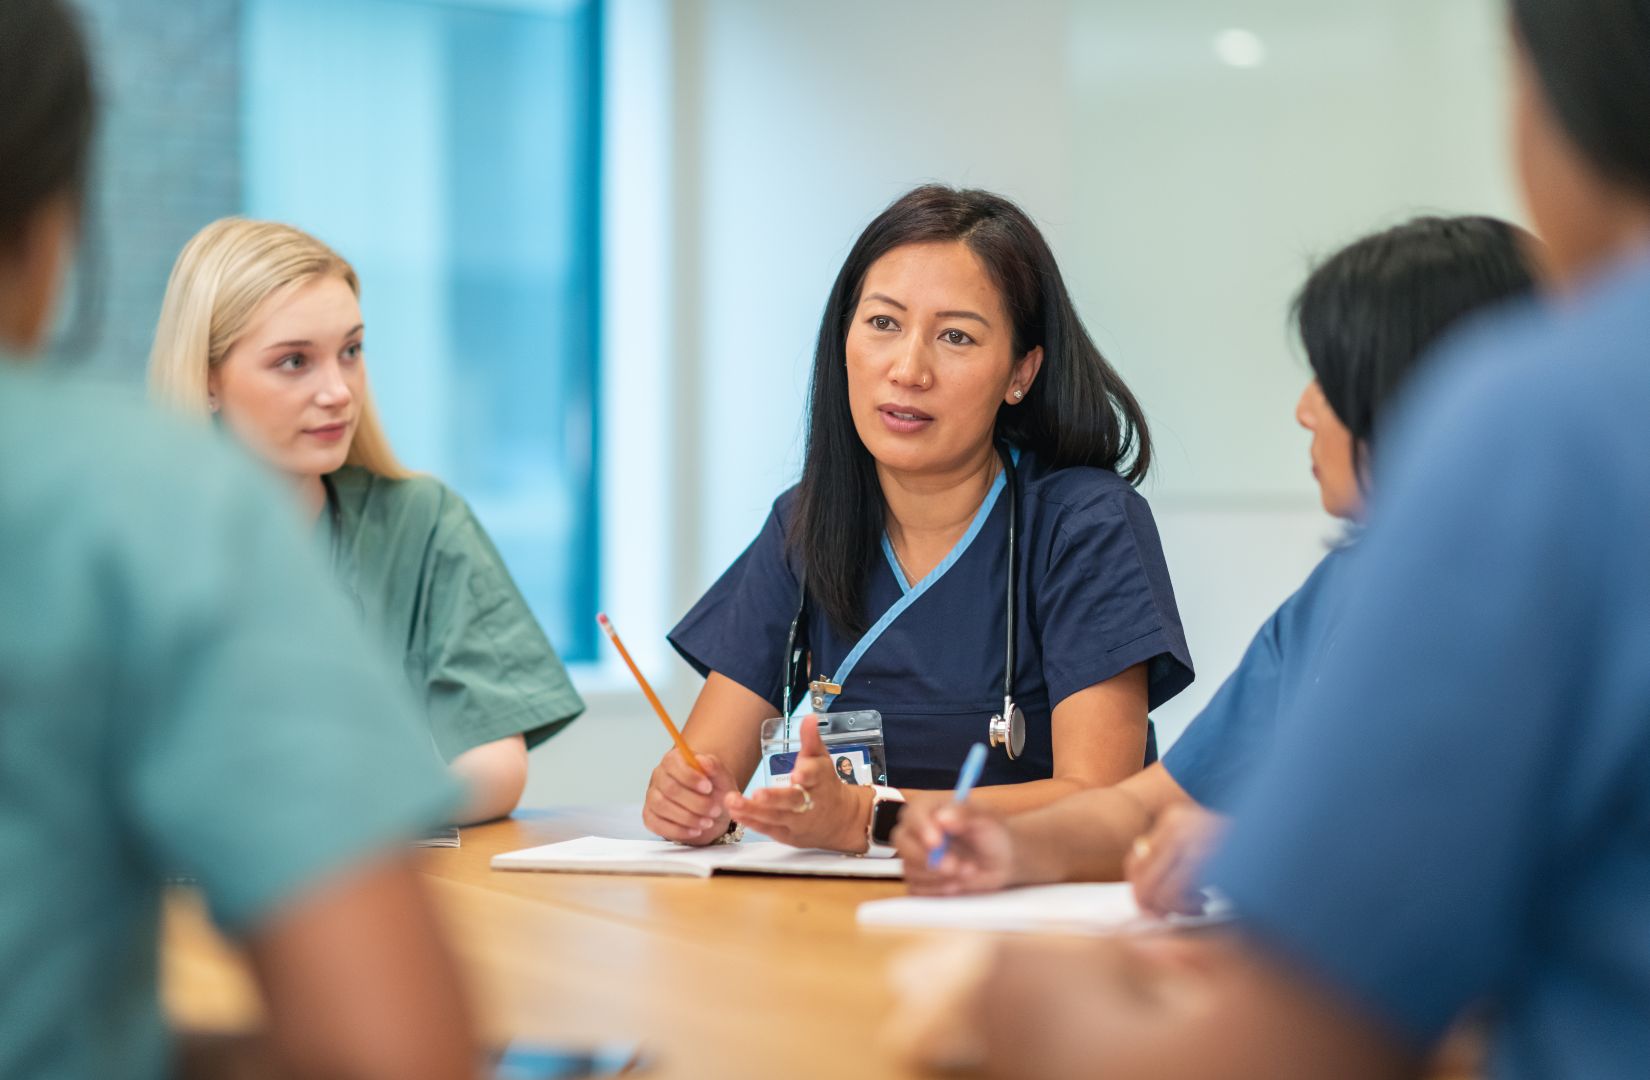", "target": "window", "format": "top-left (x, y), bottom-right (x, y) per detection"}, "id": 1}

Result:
top-left (243, 0), bottom-right (603, 661)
